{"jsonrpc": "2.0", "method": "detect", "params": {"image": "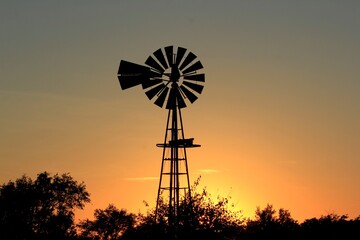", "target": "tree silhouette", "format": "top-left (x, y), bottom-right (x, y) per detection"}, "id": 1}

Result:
top-left (185, 186), bottom-right (244, 239)
top-left (78, 204), bottom-right (135, 240)
top-left (128, 177), bottom-right (244, 240)
top-left (300, 213), bottom-right (360, 240)
top-left (0, 172), bottom-right (90, 240)
top-left (246, 204), bottom-right (299, 240)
